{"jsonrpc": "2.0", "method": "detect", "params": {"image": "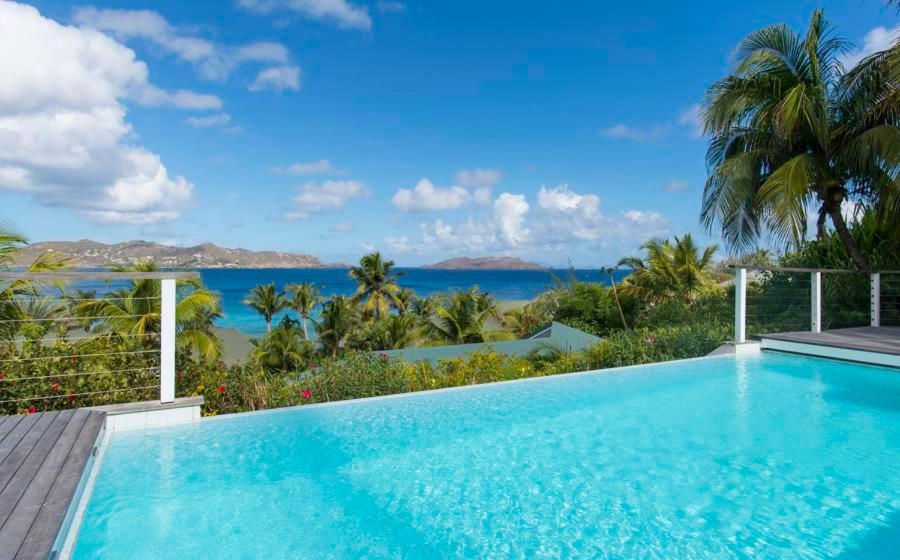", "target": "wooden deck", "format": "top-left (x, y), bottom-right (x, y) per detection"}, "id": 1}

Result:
top-left (0, 410), bottom-right (105, 560)
top-left (759, 326), bottom-right (900, 366)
